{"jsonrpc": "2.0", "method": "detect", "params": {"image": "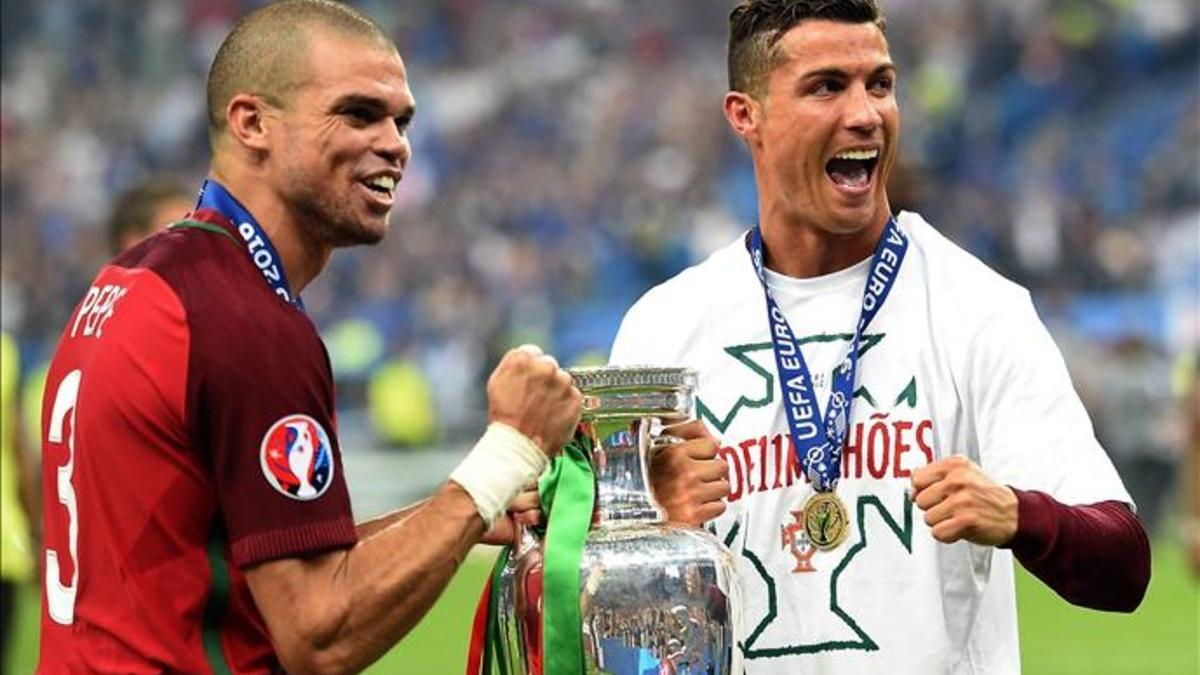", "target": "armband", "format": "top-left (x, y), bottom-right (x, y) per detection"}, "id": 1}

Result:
top-left (450, 422), bottom-right (547, 528)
